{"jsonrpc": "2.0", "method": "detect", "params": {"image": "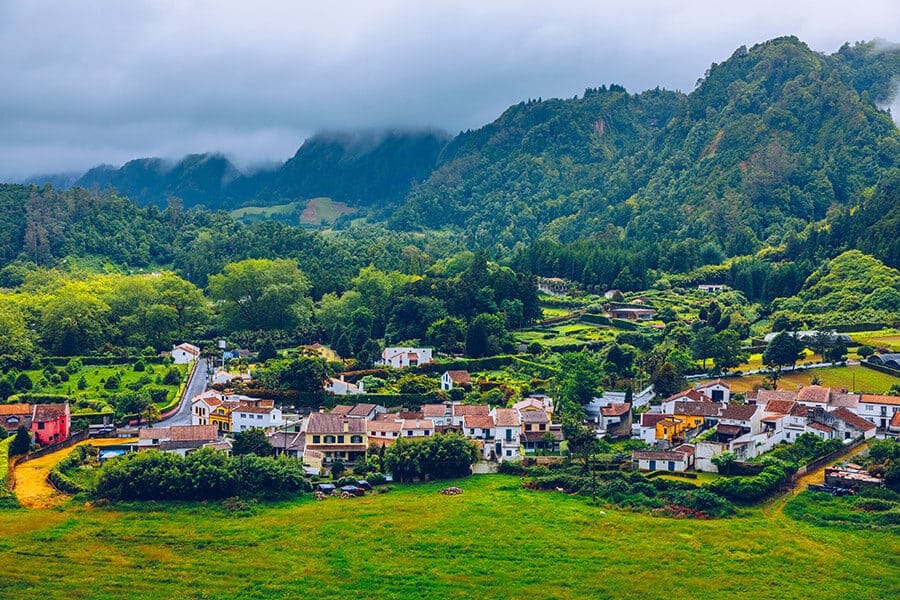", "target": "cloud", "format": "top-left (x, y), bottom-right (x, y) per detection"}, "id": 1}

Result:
top-left (1, 0), bottom-right (898, 179)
